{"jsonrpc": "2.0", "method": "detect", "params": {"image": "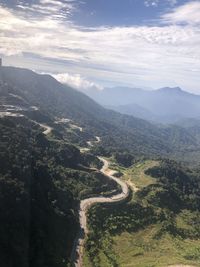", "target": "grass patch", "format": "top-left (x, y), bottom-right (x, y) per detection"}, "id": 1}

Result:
top-left (83, 160), bottom-right (200, 267)
top-left (112, 224), bottom-right (200, 267)
top-left (123, 160), bottom-right (159, 189)
top-left (84, 222), bottom-right (200, 267)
